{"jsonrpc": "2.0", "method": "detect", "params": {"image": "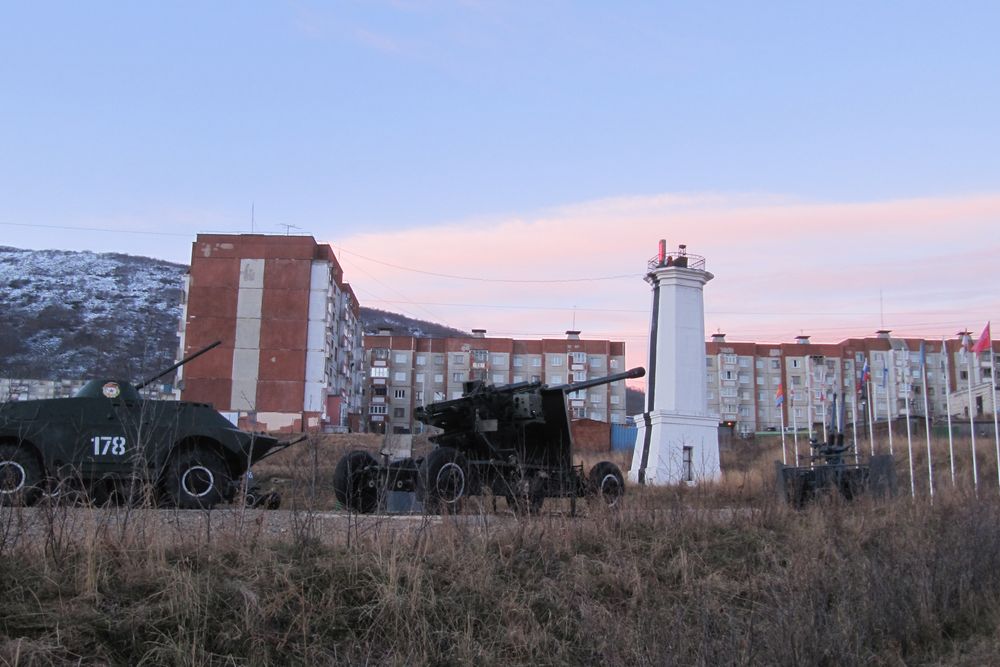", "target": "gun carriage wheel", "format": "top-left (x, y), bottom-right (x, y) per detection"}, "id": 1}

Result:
top-left (333, 450), bottom-right (380, 513)
top-left (0, 443), bottom-right (43, 506)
